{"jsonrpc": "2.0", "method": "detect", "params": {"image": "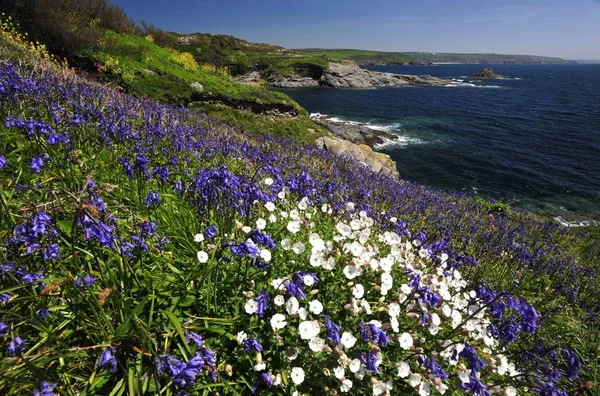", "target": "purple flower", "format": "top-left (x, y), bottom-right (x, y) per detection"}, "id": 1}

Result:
top-left (185, 331), bottom-right (205, 348)
top-left (204, 225), bottom-right (218, 239)
top-left (0, 293), bottom-right (10, 304)
top-left (38, 307), bottom-right (49, 318)
top-left (243, 338), bottom-right (263, 353)
top-left (0, 322), bottom-right (9, 335)
top-left (156, 353), bottom-right (205, 388)
top-left (0, 155), bottom-right (7, 169)
top-left (75, 275), bottom-right (96, 290)
top-left (8, 336), bottom-right (26, 354)
top-left (30, 153), bottom-right (49, 173)
top-left (255, 290), bottom-right (269, 318)
top-left (145, 190), bottom-right (161, 208)
top-left (42, 243), bottom-right (60, 261)
top-left (98, 348), bottom-right (118, 373)
top-left (323, 316), bottom-right (341, 344)
top-left (33, 381), bottom-right (57, 396)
